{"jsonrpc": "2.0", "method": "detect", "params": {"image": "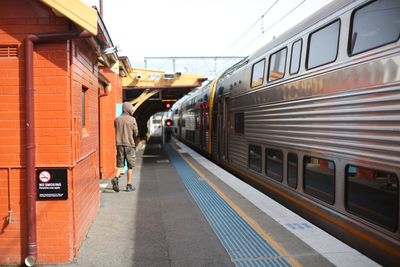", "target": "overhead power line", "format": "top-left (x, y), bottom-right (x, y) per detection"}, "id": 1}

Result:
top-left (143, 56), bottom-right (245, 78)
top-left (236, 0), bottom-right (307, 55)
top-left (263, 0), bottom-right (306, 36)
top-left (220, 0), bottom-right (280, 56)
